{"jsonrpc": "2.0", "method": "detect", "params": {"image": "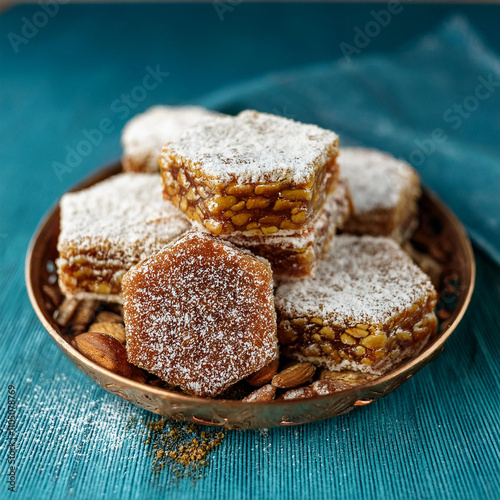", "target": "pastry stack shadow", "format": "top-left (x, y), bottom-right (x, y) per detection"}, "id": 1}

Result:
top-left (55, 105), bottom-right (438, 401)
